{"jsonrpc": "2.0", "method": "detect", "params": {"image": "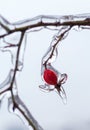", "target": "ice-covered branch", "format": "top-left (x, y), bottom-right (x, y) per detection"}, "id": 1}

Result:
top-left (0, 13), bottom-right (90, 130)
top-left (42, 26), bottom-right (71, 67)
top-left (0, 14), bottom-right (90, 38)
top-left (8, 95), bottom-right (43, 130)
top-left (0, 18), bottom-right (44, 130)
